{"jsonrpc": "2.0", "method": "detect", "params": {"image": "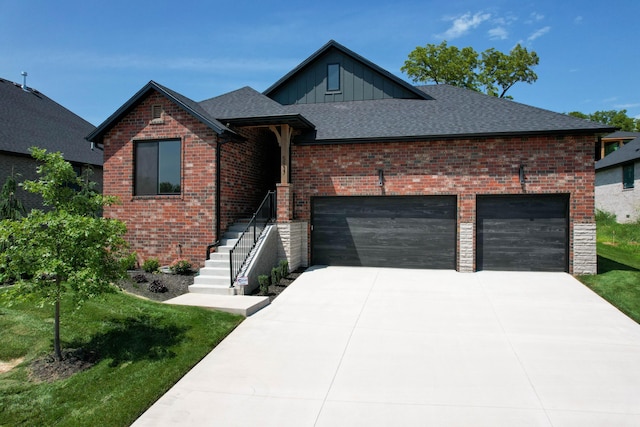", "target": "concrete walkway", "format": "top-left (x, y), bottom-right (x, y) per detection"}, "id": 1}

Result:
top-left (133, 267), bottom-right (640, 426)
